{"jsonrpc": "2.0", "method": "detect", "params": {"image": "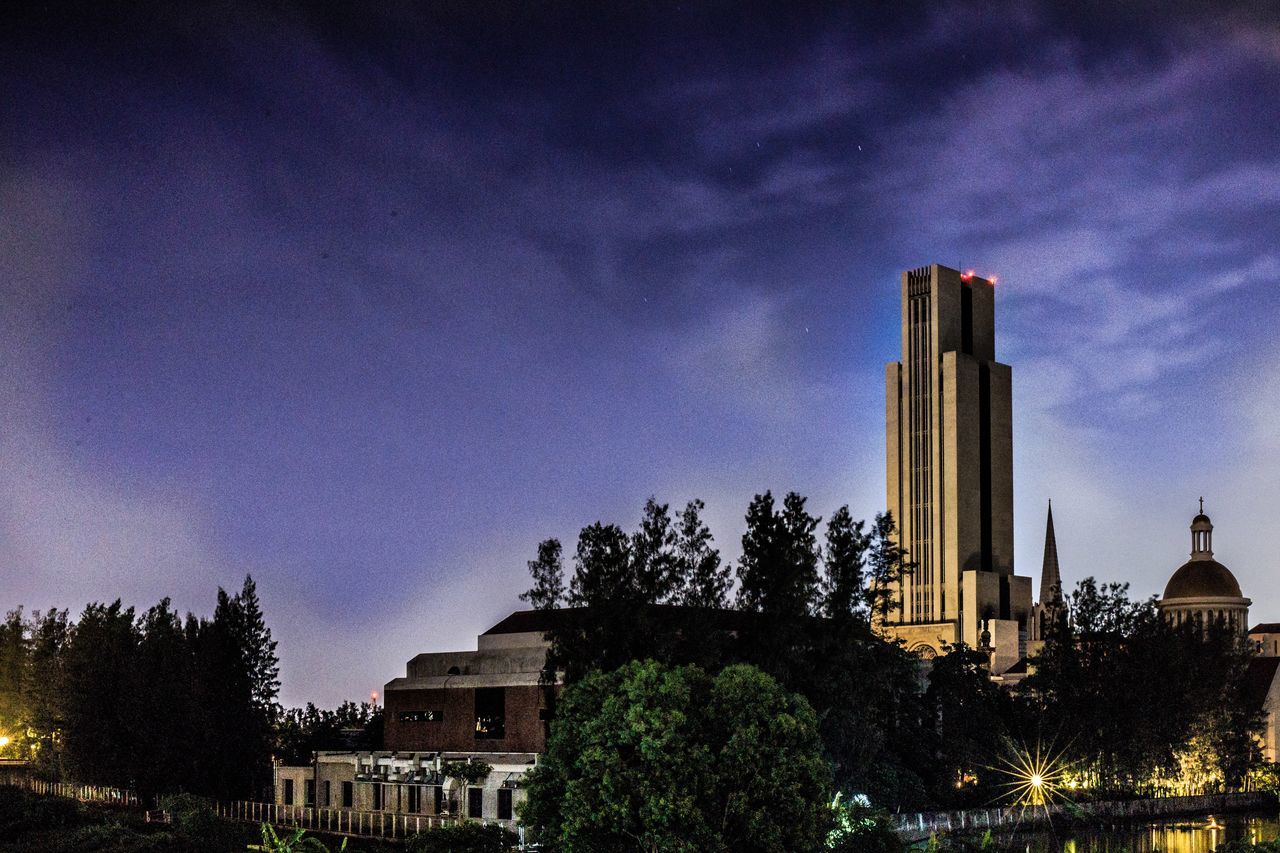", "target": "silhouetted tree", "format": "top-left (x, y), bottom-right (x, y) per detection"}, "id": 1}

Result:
top-left (519, 539), bottom-right (564, 610)
top-left (674, 499), bottom-right (730, 609)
